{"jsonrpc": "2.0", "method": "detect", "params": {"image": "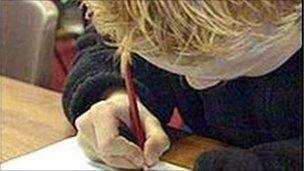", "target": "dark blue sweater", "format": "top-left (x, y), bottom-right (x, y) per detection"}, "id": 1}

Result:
top-left (63, 27), bottom-right (302, 171)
